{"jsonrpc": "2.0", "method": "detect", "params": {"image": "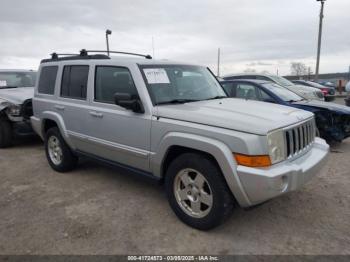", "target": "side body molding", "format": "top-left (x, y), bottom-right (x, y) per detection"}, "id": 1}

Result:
top-left (151, 132), bottom-right (252, 207)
